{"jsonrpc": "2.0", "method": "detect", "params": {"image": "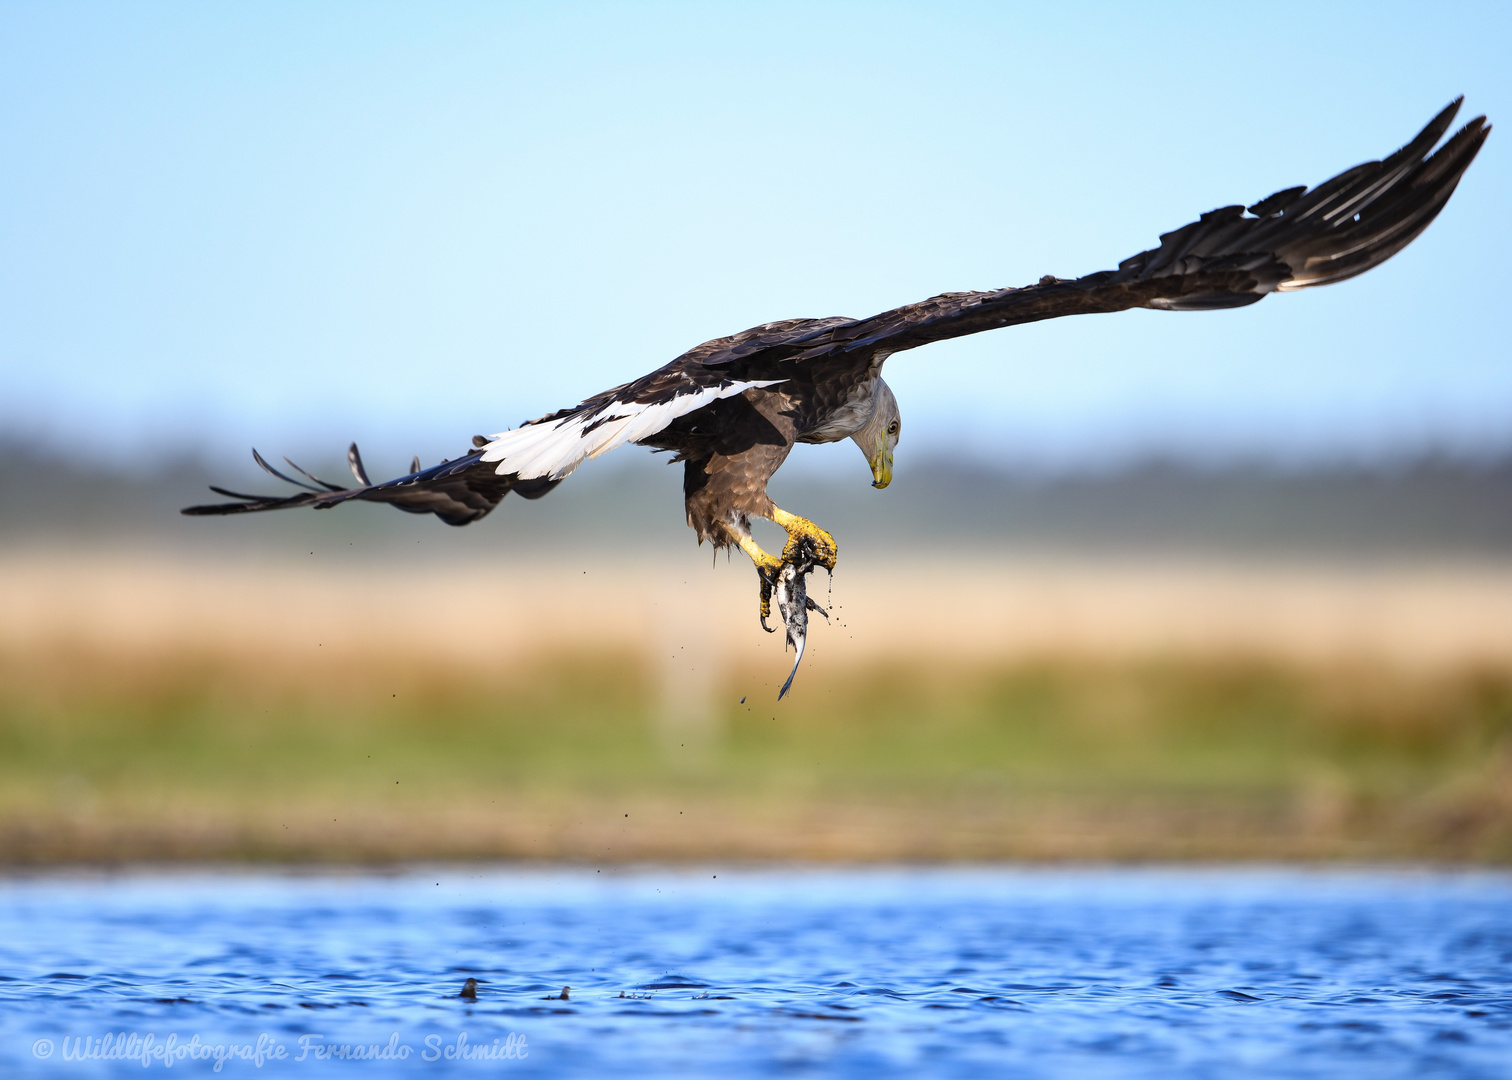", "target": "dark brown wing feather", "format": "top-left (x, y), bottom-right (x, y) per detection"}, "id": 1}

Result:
top-left (703, 100), bottom-right (1488, 370)
top-left (181, 444), bottom-right (560, 526)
